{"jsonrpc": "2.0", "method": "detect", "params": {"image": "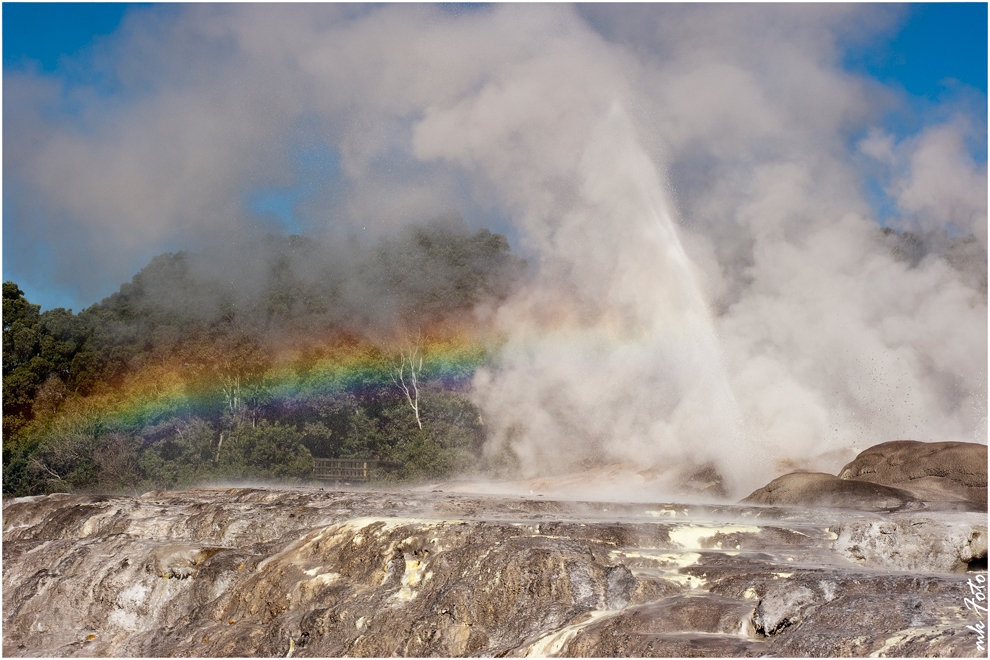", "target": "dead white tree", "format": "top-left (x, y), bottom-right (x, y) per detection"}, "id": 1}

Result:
top-left (392, 342), bottom-right (424, 430)
top-left (221, 374), bottom-right (243, 426)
